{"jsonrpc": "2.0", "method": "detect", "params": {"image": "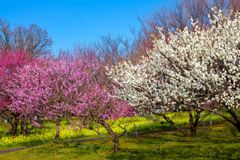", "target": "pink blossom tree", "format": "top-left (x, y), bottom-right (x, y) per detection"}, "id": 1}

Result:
top-left (4, 56), bottom-right (91, 141)
top-left (0, 50), bottom-right (31, 135)
top-left (3, 51), bottom-right (133, 150)
top-left (73, 54), bottom-right (133, 152)
top-left (75, 83), bottom-right (133, 152)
